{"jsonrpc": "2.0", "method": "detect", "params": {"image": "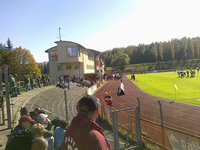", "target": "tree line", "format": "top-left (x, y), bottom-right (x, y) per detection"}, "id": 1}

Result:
top-left (102, 37), bottom-right (200, 69)
top-left (0, 38), bottom-right (41, 81)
